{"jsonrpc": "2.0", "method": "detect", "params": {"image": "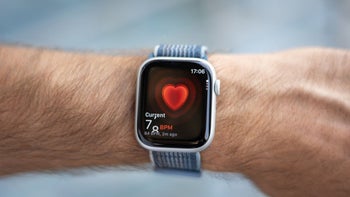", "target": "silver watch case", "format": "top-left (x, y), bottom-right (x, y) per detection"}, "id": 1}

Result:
top-left (135, 56), bottom-right (219, 153)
